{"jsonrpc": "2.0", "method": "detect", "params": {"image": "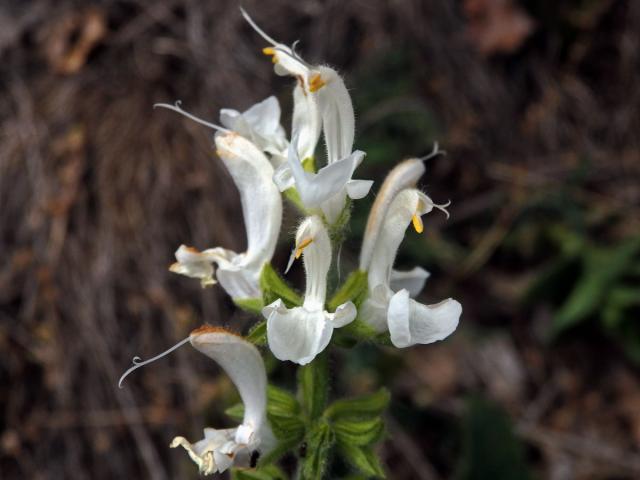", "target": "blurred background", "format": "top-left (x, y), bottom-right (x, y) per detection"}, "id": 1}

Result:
top-left (1, 0), bottom-right (639, 478)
